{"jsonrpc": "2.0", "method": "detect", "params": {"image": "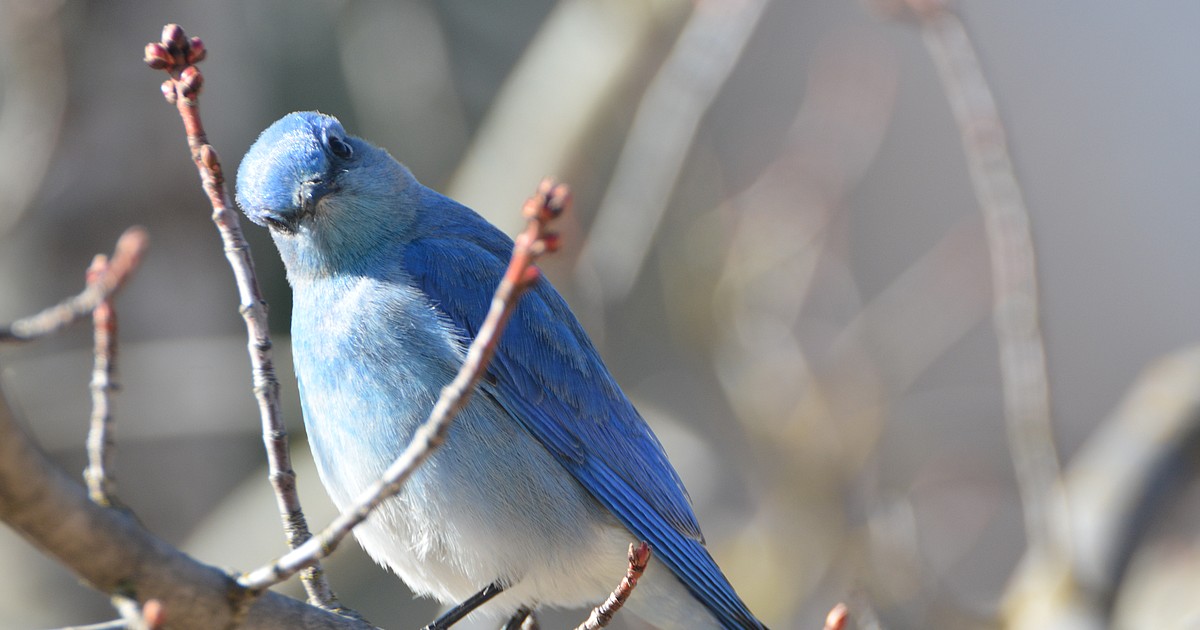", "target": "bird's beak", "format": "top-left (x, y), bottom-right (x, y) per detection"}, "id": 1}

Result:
top-left (300, 179), bottom-right (338, 212)
top-left (264, 179), bottom-right (340, 235)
